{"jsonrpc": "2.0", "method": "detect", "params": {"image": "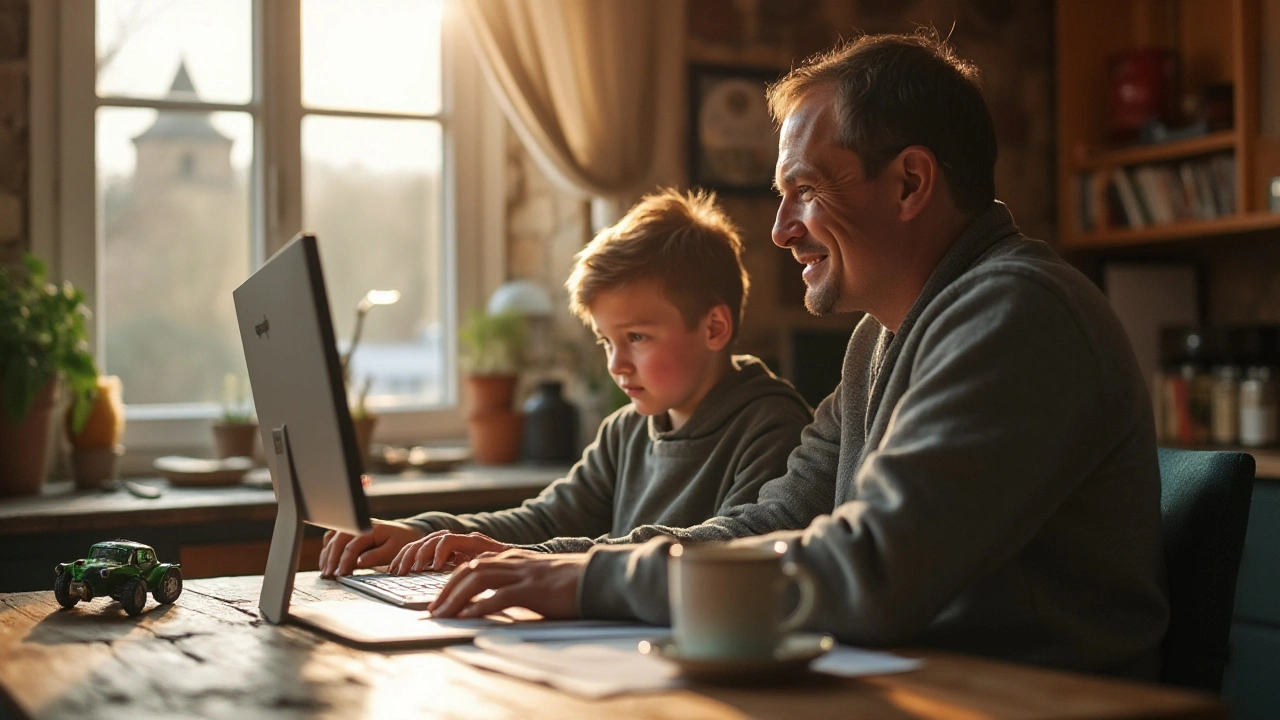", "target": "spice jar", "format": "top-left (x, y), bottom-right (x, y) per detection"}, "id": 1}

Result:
top-left (1239, 365), bottom-right (1278, 447)
top-left (1210, 364), bottom-right (1240, 445)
